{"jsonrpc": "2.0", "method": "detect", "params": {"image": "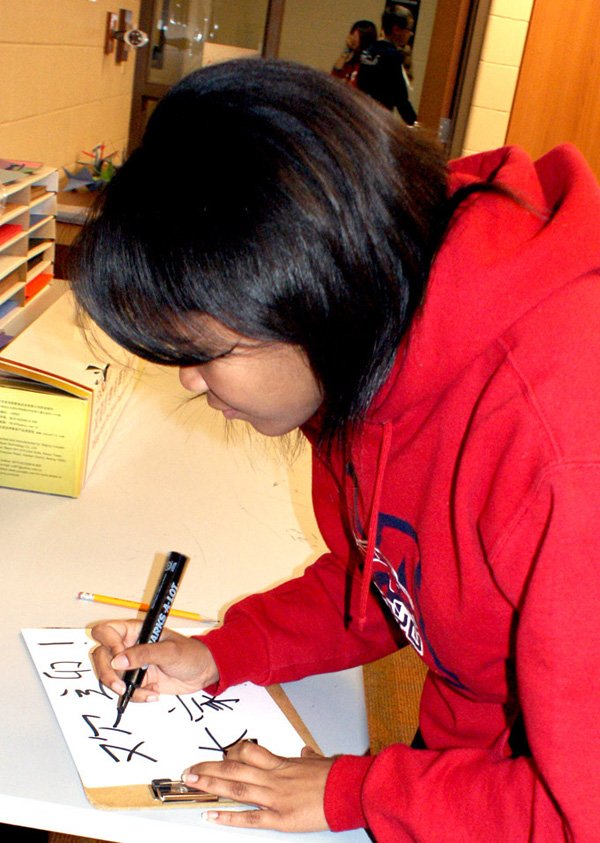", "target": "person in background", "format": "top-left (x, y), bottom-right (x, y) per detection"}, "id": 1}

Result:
top-left (331, 19), bottom-right (378, 87)
top-left (358, 2), bottom-right (417, 124)
top-left (72, 58), bottom-right (600, 841)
